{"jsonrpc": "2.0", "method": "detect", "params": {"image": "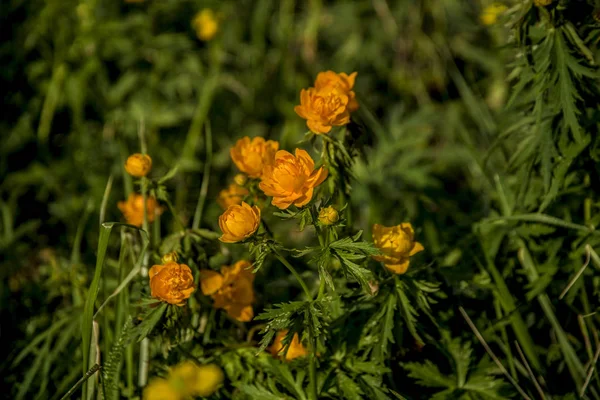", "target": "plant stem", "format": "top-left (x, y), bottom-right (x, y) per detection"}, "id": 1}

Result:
top-left (274, 251), bottom-right (312, 300)
top-left (192, 122), bottom-right (213, 230)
